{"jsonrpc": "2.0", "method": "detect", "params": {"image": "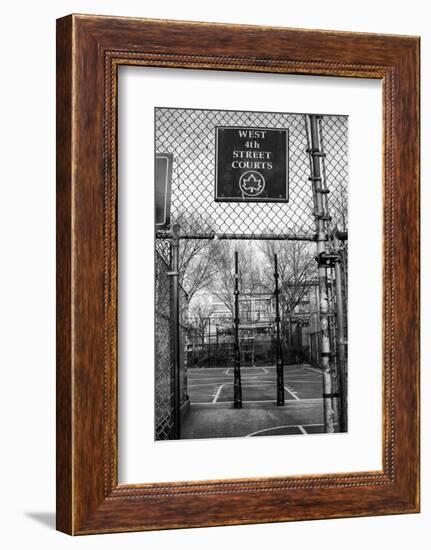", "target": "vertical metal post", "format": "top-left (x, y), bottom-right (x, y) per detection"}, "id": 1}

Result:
top-left (326, 269), bottom-right (340, 428)
top-left (170, 223), bottom-right (181, 439)
top-left (274, 254), bottom-right (285, 406)
top-left (208, 316), bottom-right (211, 368)
top-left (233, 251), bottom-right (242, 408)
top-left (308, 331), bottom-right (312, 364)
top-left (308, 115), bottom-right (336, 433)
top-left (216, 325), bottom-right (219, 366)
top-left (307, 287), bottom-right (312, 364)
top-left (332, 229), bottom-right (348, 432)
